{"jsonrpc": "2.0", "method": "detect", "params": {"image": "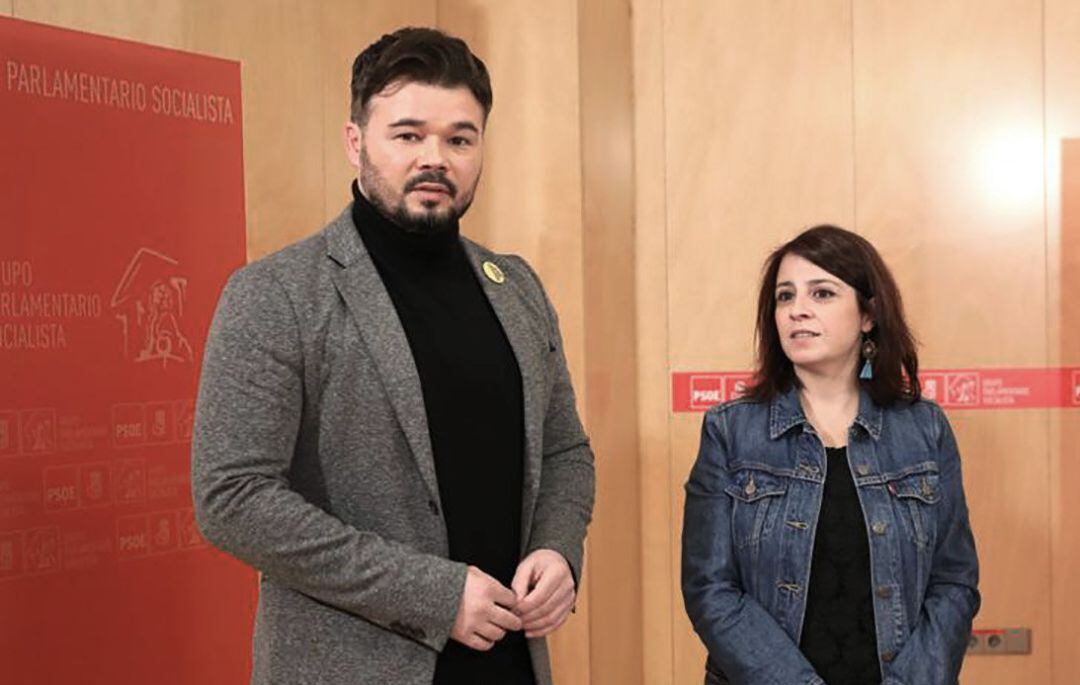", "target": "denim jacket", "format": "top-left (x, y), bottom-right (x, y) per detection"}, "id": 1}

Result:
top-left (681, 388), bottom-right (980, 685)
